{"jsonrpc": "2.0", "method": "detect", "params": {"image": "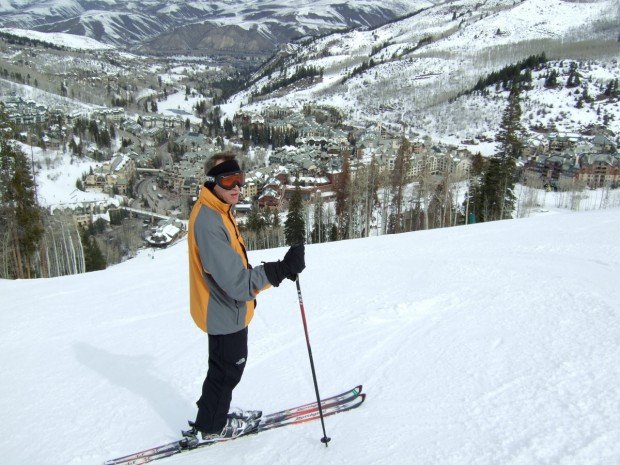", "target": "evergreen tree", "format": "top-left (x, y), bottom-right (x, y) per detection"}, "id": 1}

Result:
top-left (329, 223), bottom-right (338, 242)
top-left (285, 181), bottom-right (305, 246)
top-left (476, 156), bottom-right (516, 222)
top-left (468, 86), bottom-right (523, 223)
top-left (464, 153), bottom-right (486, 224)
top-left (247, 207), bottom-right (264, 235)
top-left (523, 69), bottom-right (533, 89)
top-left (472, 53), bottom-right (547, 92)
top-left (334, 152), bottom-right (351, 239)
top-left (566, 66), bottom-right (581, 88)
top-left (496, 85), bottom-right (525, 160)
top-left (223, 118), bottom-right (234, 138)
top-left (603, 79), bottom-right (618, 98)
top-left (310, 196), bottom-right (327, 244)
top-left (80, 228), bottom-right (106, 272)
top-left (0, 129), bottom-right (44, 278)
top-left (88, 119), bottom-right (99, 142)
top-left (544, 69), bottom-right (559, 88)
top-left (272, 209), bottom-right (280, 229)
top-left (241, 123), bottom-right (251, 142)
top-left (93, 218), bottom-right (107, 234)
top-left (99, 128), bottom-right (111, 148)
